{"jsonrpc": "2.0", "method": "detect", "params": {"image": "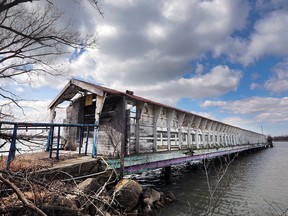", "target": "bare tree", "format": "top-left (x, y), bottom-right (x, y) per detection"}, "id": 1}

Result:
top-left (202, 155), bottom-right (237, 216)
top-left (103, 122), bottom-right (126, 179)
top-left (0, 0), bottom-right (102, 117)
